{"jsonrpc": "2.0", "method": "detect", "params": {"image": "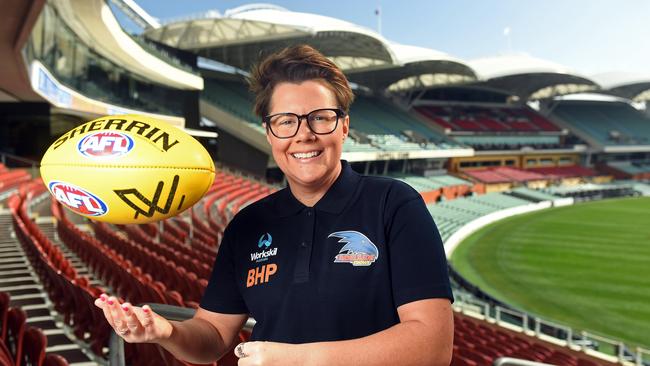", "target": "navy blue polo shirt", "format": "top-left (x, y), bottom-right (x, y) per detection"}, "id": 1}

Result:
top-left (200, 161), bottom-right (453, 343)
